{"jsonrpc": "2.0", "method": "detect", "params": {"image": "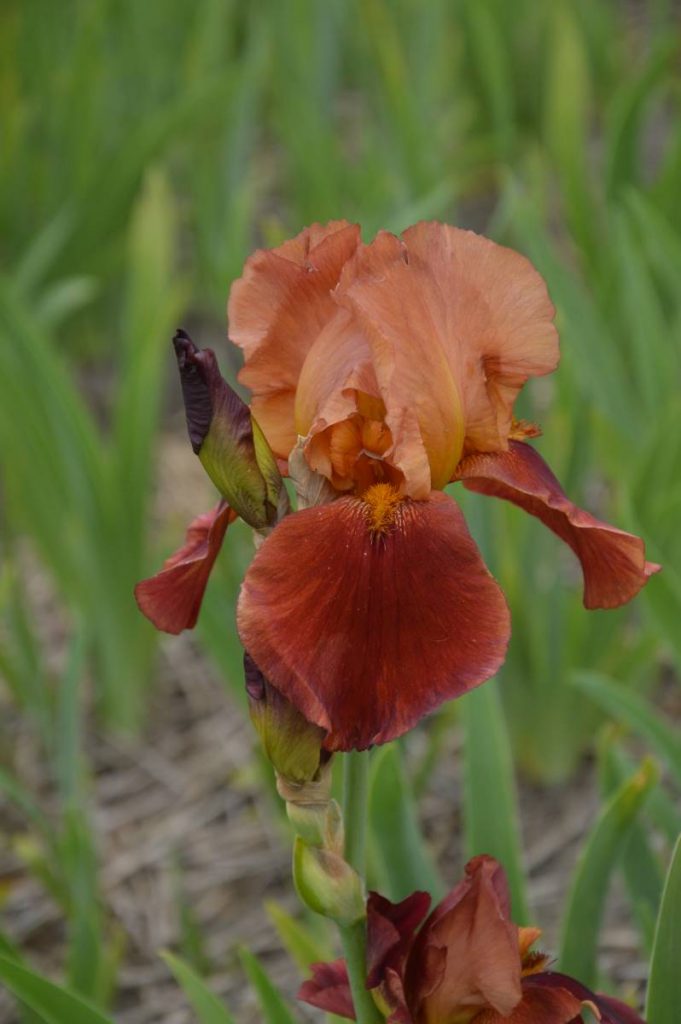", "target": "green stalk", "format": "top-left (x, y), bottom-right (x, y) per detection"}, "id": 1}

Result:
top-left (340, 751), bottom-right (382, 1024)
top-left (342, 750), bottom-right (371, 874)
top-left (338, 920), bottom-right (382, 1024)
